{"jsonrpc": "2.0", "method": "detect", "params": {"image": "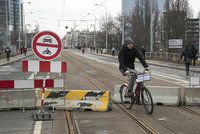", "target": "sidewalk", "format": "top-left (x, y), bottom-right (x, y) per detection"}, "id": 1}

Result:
top-left (88, 51), bottom-right (200, 73)
top-left (0, 51), bottom-right (33, 66)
